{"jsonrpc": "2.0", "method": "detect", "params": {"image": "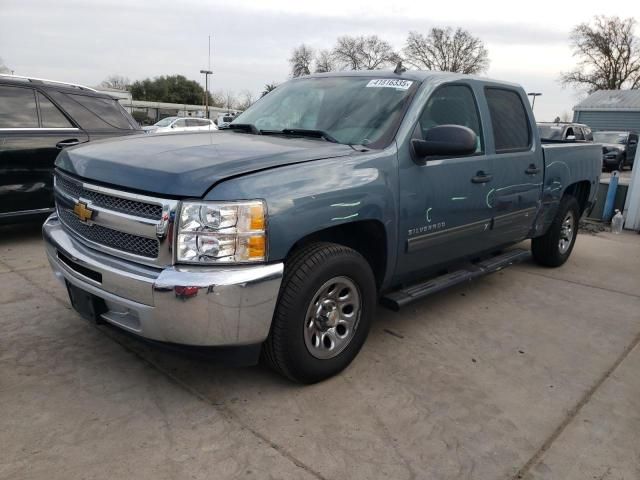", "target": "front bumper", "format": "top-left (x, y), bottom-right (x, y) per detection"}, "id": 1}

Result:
top-left (43, 214), bottom-right (284, 347)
